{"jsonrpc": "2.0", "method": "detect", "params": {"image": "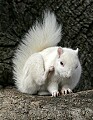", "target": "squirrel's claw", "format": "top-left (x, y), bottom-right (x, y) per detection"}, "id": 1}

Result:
top-left (52, 91), bottom-right (60, 97)
top-left (61, 88), bottom-right (72, 95)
